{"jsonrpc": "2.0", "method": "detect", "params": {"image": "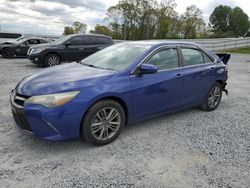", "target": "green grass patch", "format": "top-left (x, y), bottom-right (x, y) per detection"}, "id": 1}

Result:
top-left (220, 47), bottom-right (250, 54)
